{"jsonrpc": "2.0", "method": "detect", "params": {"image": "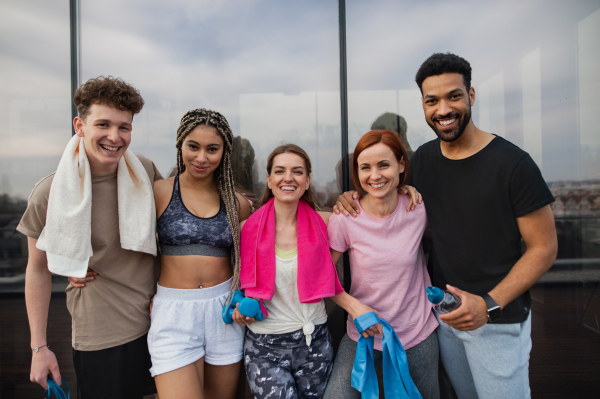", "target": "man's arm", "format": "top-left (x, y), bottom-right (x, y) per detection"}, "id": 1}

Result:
top-left (25, 237), bottom-right (61, 389)
top-left (440, 205), bottom-right (558, 330)
top-left (333, 186), bottom-right (423, 217)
